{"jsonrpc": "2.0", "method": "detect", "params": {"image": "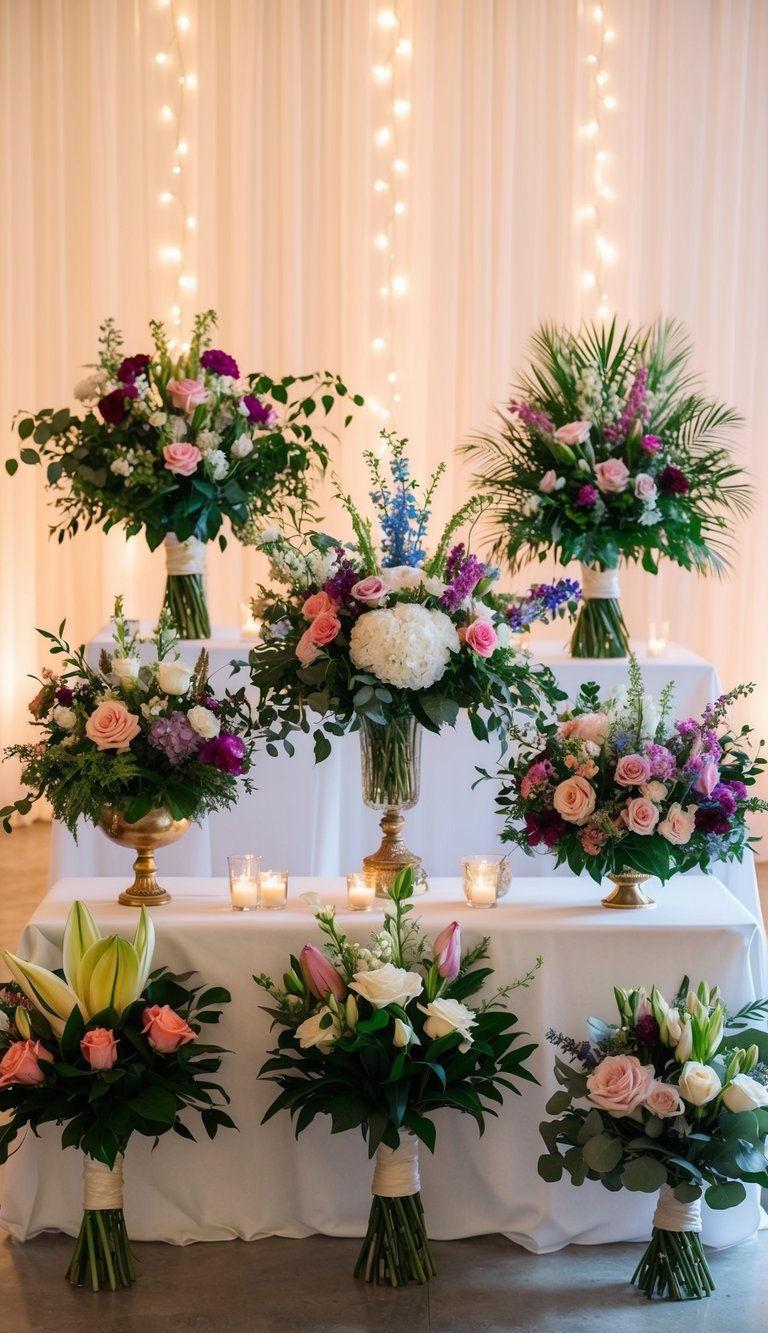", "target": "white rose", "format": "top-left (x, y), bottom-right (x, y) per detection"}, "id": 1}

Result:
top-left (186, 704), bottom-right (221, 739)
top-left (678, 1061), bottom-right (722, 1107)
top-left (295, 1006), bottom-right (342, 1051)
top-left (149, 411), bottom-right (167, 427)
top-left (379, 565), bottom-right (427, 593)
top-left (393, 1018), bottom-right (418, 1048)
top-left (658, 802), bottom-right (697, 846)
top-left (722, 1074), bottom-right (768, 1113)
top-left (418, 997), bottom-right (477, 1051)
top-left (156, 661), bottom-right (192, 695)
top-left (207, 449), bottom-right (229, 480)
top-left (52, 705), bottom-right (77, 731)
top-left (112, 655), bottom-right (141, 682)
top-left (73, 369), bottom-right (108, 401)
top-left (349, 963), bottom-right (423, 1010)
top-left (231, 435), bottom-right (254, 459)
